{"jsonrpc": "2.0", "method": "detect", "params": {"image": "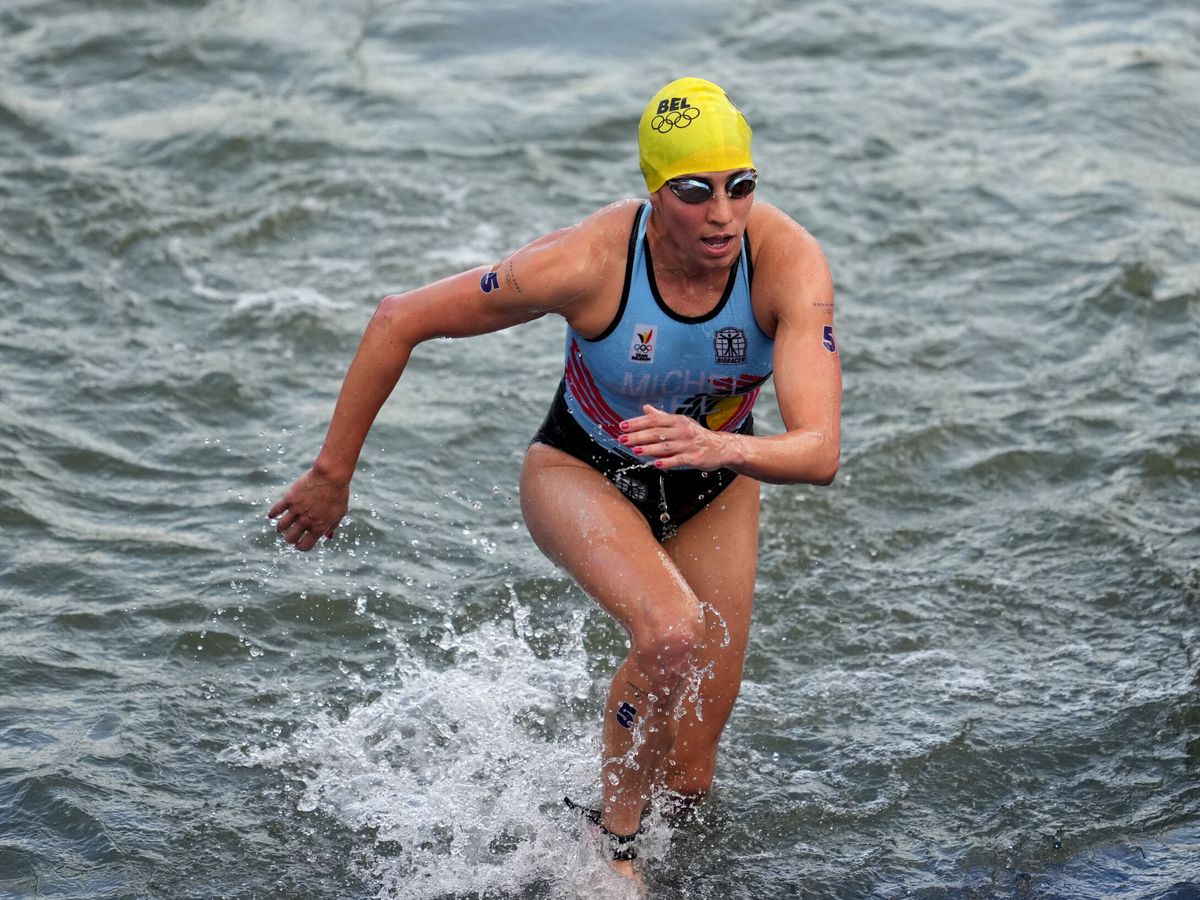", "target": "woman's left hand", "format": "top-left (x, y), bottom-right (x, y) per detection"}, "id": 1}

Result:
top-left (617, 405), bottom-right (736, 471)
